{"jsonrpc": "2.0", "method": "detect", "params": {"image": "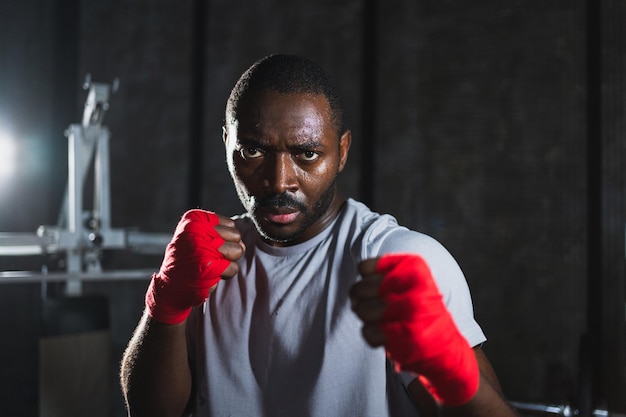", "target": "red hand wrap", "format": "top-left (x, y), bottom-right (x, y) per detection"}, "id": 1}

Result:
top-left (377, 253), bottom-right (479, 406)
top-left (145, 210), bottom-right (231, 324)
